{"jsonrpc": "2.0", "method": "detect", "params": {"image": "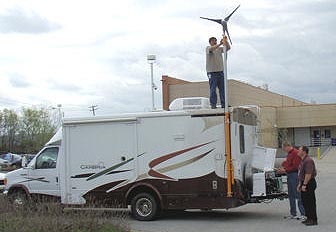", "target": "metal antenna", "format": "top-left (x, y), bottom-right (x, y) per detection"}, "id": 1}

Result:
top-left (200, 5), bottom-right (240, 44)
